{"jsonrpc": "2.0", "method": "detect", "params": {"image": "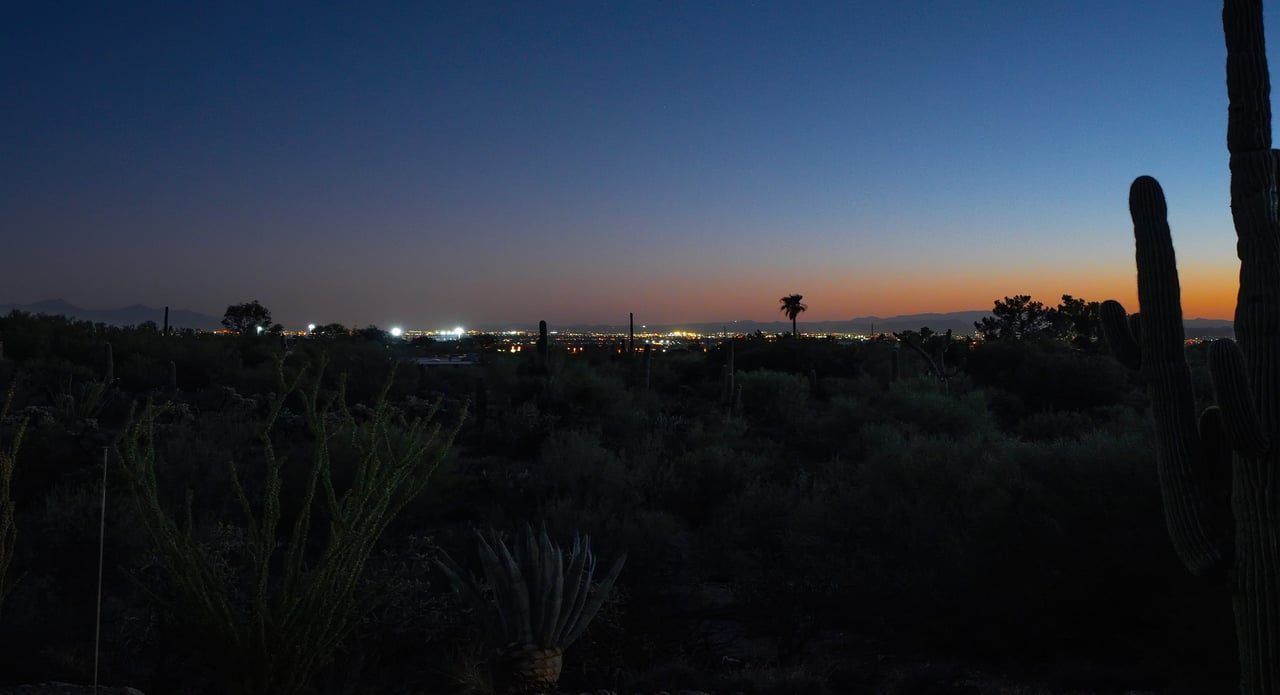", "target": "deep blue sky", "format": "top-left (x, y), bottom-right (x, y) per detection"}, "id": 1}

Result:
top-left (3, 1), bottom-right (1269, 329)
